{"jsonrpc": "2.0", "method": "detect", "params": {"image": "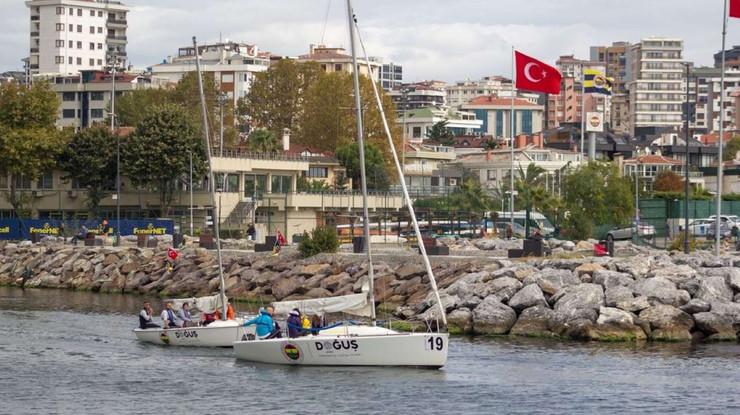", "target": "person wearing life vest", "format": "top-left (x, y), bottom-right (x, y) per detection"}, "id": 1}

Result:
top-left (160, 301), bottom-right (180, 329)
top-left (301, 313), bottom-right (311, 336)
top-left (226, 302), bottom-right (235, 320)
top-left (243, 307), bottom-right (275, 339)
top-left (287, 309), bottom-right (302, 338)
top-left (138, 302), bottom-right (160, 329)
